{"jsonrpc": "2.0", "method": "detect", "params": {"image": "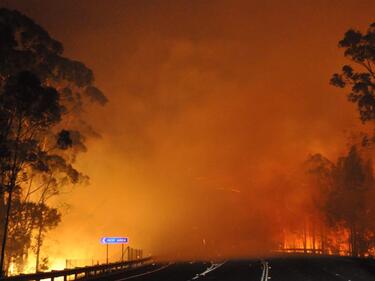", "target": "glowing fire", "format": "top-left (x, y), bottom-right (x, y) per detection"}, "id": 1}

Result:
top-left (49, 259), bottom-right (66, 270)
top-left (8, 262), bottom-right (14, 276)
top-left (281, 228), bottom-right (351, 256)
